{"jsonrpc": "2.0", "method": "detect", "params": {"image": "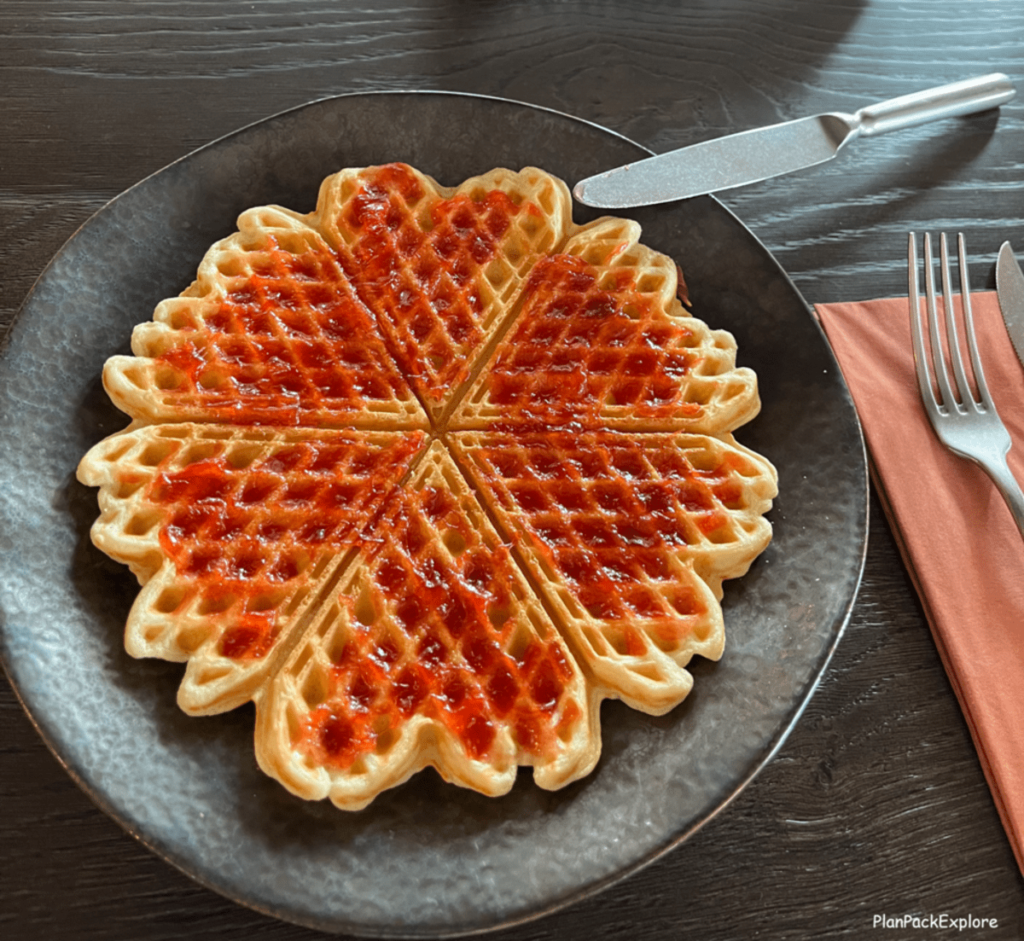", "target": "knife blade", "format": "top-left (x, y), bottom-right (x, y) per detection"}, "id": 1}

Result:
top-left (996, 241), bottom-right (1024, 369)
top-left (574, 73), bottom-right (1015, 208)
